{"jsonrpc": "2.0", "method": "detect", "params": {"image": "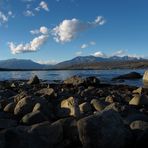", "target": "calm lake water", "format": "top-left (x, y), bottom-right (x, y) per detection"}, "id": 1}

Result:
top-left (0, 69), bottom-right (147, 87)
